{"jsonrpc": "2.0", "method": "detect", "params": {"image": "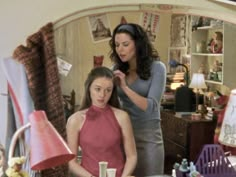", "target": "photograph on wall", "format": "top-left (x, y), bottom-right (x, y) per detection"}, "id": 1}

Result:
top-left (93, 55), bottom-right (104, 68)
top-left (170, 14), bottom-right (188, 47)
top-left (88, 13), bottom-right (112, 43)
top-left (168, 47), bottom-right (188, 74)
top-left (140, 12), bottom-right (160, 43)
